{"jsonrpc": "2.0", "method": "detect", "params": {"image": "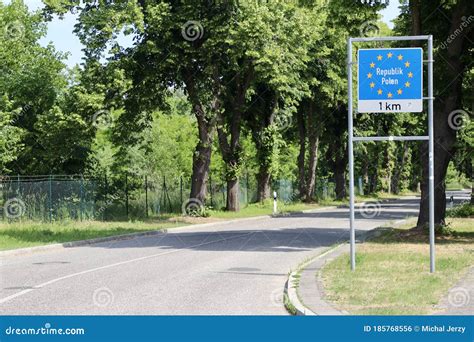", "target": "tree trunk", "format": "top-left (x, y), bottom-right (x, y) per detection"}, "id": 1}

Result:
top-left (409, 0), bottom-right (421, 39)
top-left (471, 183), bottom-right (474, 205)
top-left (416, 140), bottom-right (452, 228)
top-left (190, 141), bottom-right (212, 203)
top-left (416, 2), bottom-right (467, 228)
top-left (184, 69), bottom-right (221, 206)
top-left (334, 162), bottom-right (346, 200)
top-left (216, 65), bottom-right (253, 211)
top-left (226, 178), bottom-right (240, 211)
top-left (304, 103), bottom-right (320, 202)
top-left (304, 135), bottom-right (319, 201)
top-left (297, 108), bottom-right (306, 199)
top-left (391, 141), bottom-right (409, 194)
top-left (256, 169), bottom-right (271, 203)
